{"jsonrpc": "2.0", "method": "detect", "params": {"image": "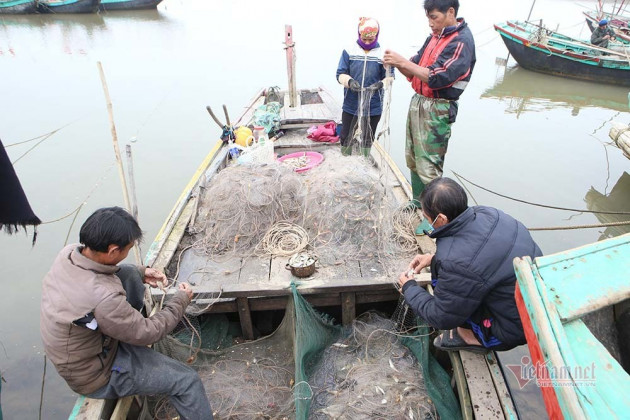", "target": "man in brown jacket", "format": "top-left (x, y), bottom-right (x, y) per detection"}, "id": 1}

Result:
top-left (40, 207), bottom-right (213, 419)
